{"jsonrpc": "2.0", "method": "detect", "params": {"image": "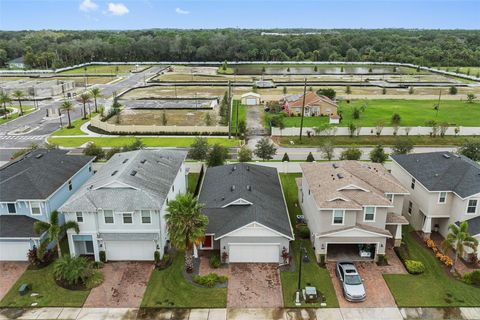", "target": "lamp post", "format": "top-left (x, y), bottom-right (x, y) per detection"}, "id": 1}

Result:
top-left (296, 244), bottom-right (310, 304)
